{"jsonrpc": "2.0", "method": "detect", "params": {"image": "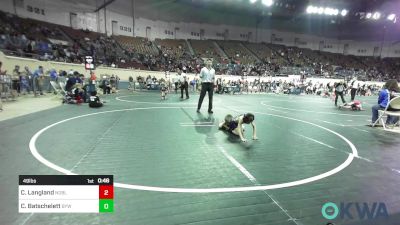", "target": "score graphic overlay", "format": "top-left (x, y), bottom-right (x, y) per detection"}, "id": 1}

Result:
top-left (84, 56), bottom-right (95, 70)
top-left (19, 175), bottom-right (113, 213)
